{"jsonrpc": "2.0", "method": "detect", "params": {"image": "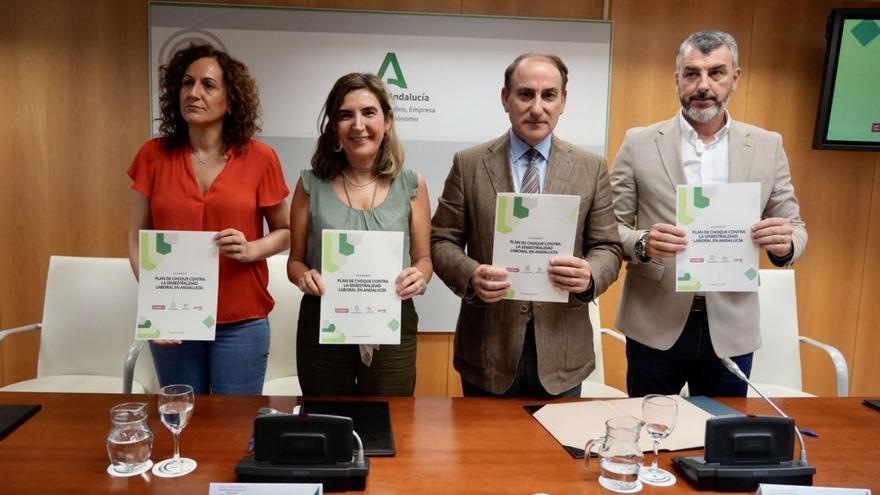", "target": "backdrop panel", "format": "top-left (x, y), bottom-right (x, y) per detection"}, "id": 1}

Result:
top-left (150, 4), bottom-right (612, 331)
